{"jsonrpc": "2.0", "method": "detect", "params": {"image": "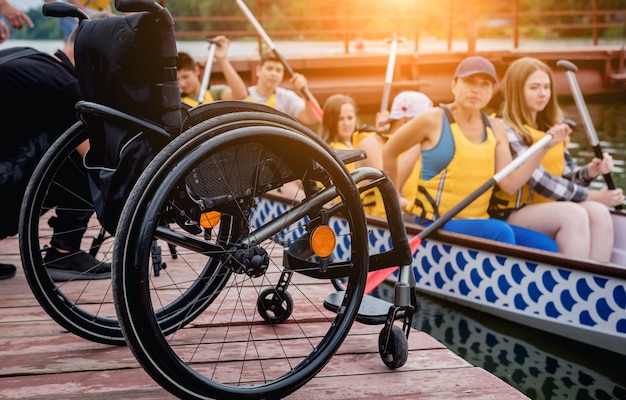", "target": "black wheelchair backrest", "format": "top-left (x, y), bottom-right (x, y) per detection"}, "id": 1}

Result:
top-left (73, 6), bottom-right (181, 234)
top-left (74, 10), bottom-right (181, 136)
